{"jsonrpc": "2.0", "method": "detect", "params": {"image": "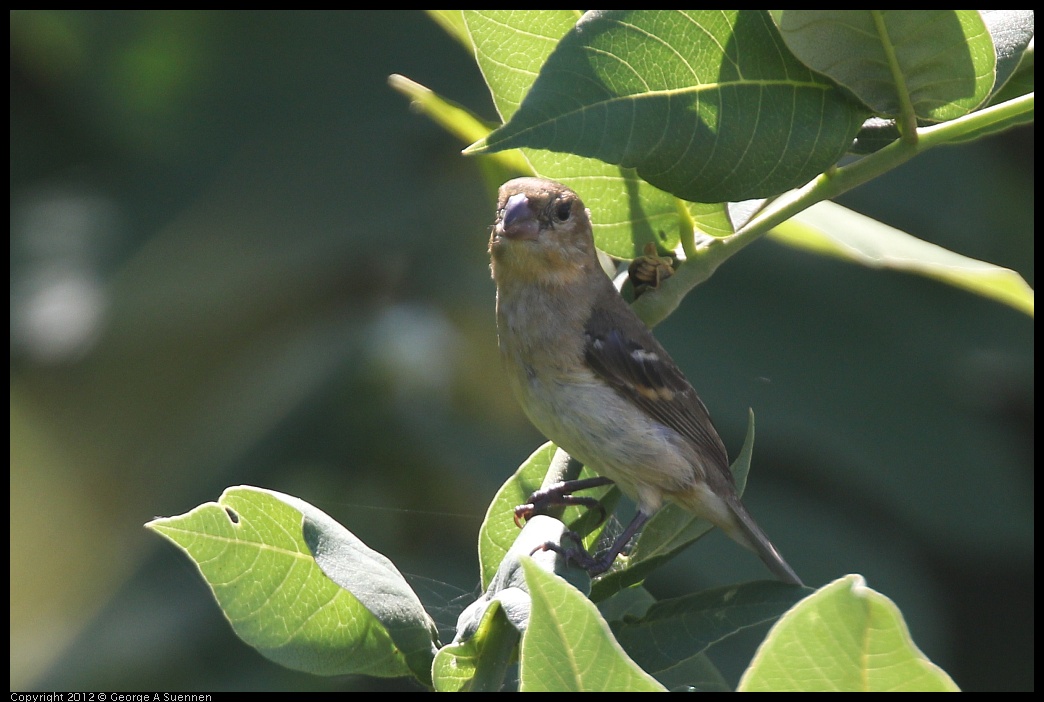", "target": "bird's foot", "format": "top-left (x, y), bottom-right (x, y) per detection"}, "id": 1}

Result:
top-left (513, 476), bottom-right (614, 527)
